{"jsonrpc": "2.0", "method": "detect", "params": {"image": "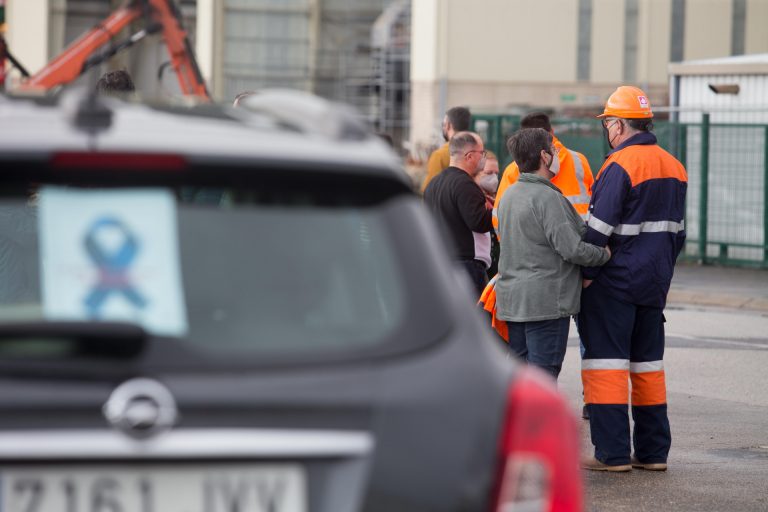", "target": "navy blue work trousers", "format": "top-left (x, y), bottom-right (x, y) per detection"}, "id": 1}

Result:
top-left (578, 281), bottom-right (671, 466)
